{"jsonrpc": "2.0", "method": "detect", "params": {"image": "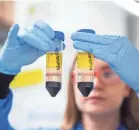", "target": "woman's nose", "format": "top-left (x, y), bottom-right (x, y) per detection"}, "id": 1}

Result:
top-left (93, 76), bottom-right (104, 90)
top-left (94, 70), bottom-right (101, 77)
